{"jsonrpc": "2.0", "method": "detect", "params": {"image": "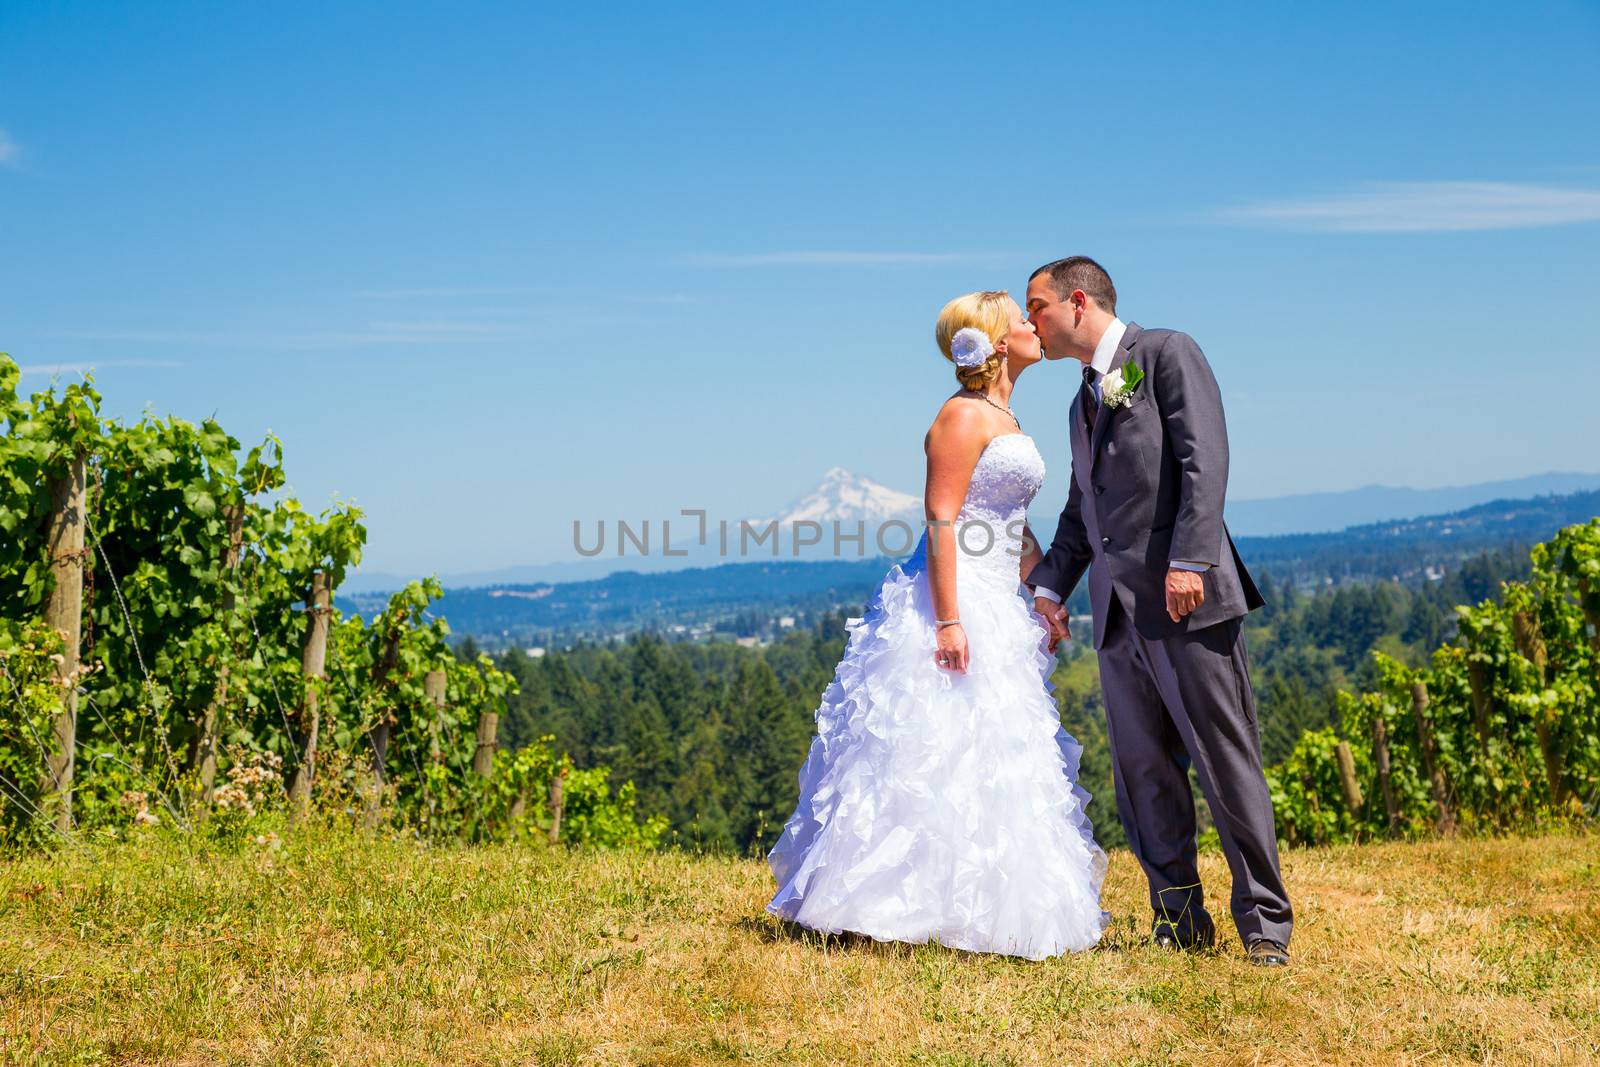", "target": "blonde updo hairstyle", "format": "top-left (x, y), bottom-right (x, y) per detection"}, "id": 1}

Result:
top-left (935, 290), bottom-right (1011, 392)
